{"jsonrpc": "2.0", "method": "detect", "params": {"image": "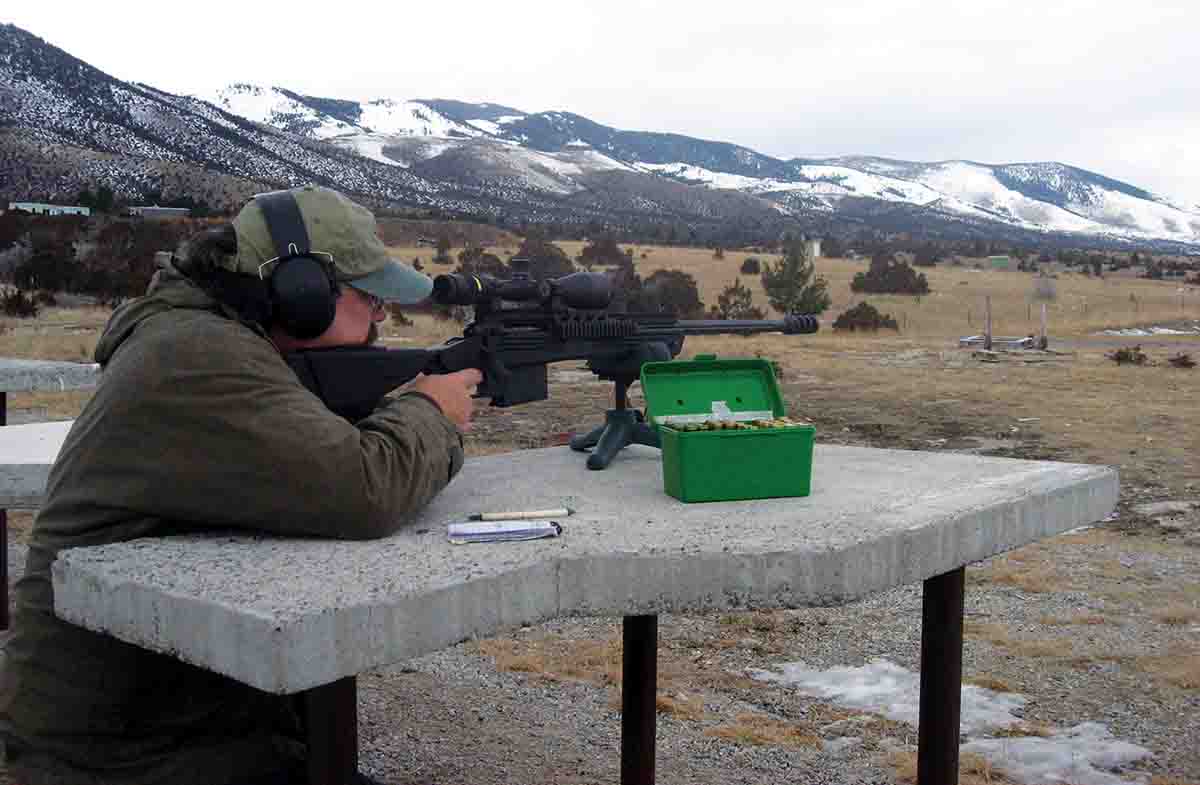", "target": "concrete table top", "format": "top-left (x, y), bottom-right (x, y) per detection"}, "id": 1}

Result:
top-left (0, 420), bottom-right (73, 507)
top-left (53, 444), bottom-right (1118, 694)
top-left (0, 358), bottom-right (101, 393)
